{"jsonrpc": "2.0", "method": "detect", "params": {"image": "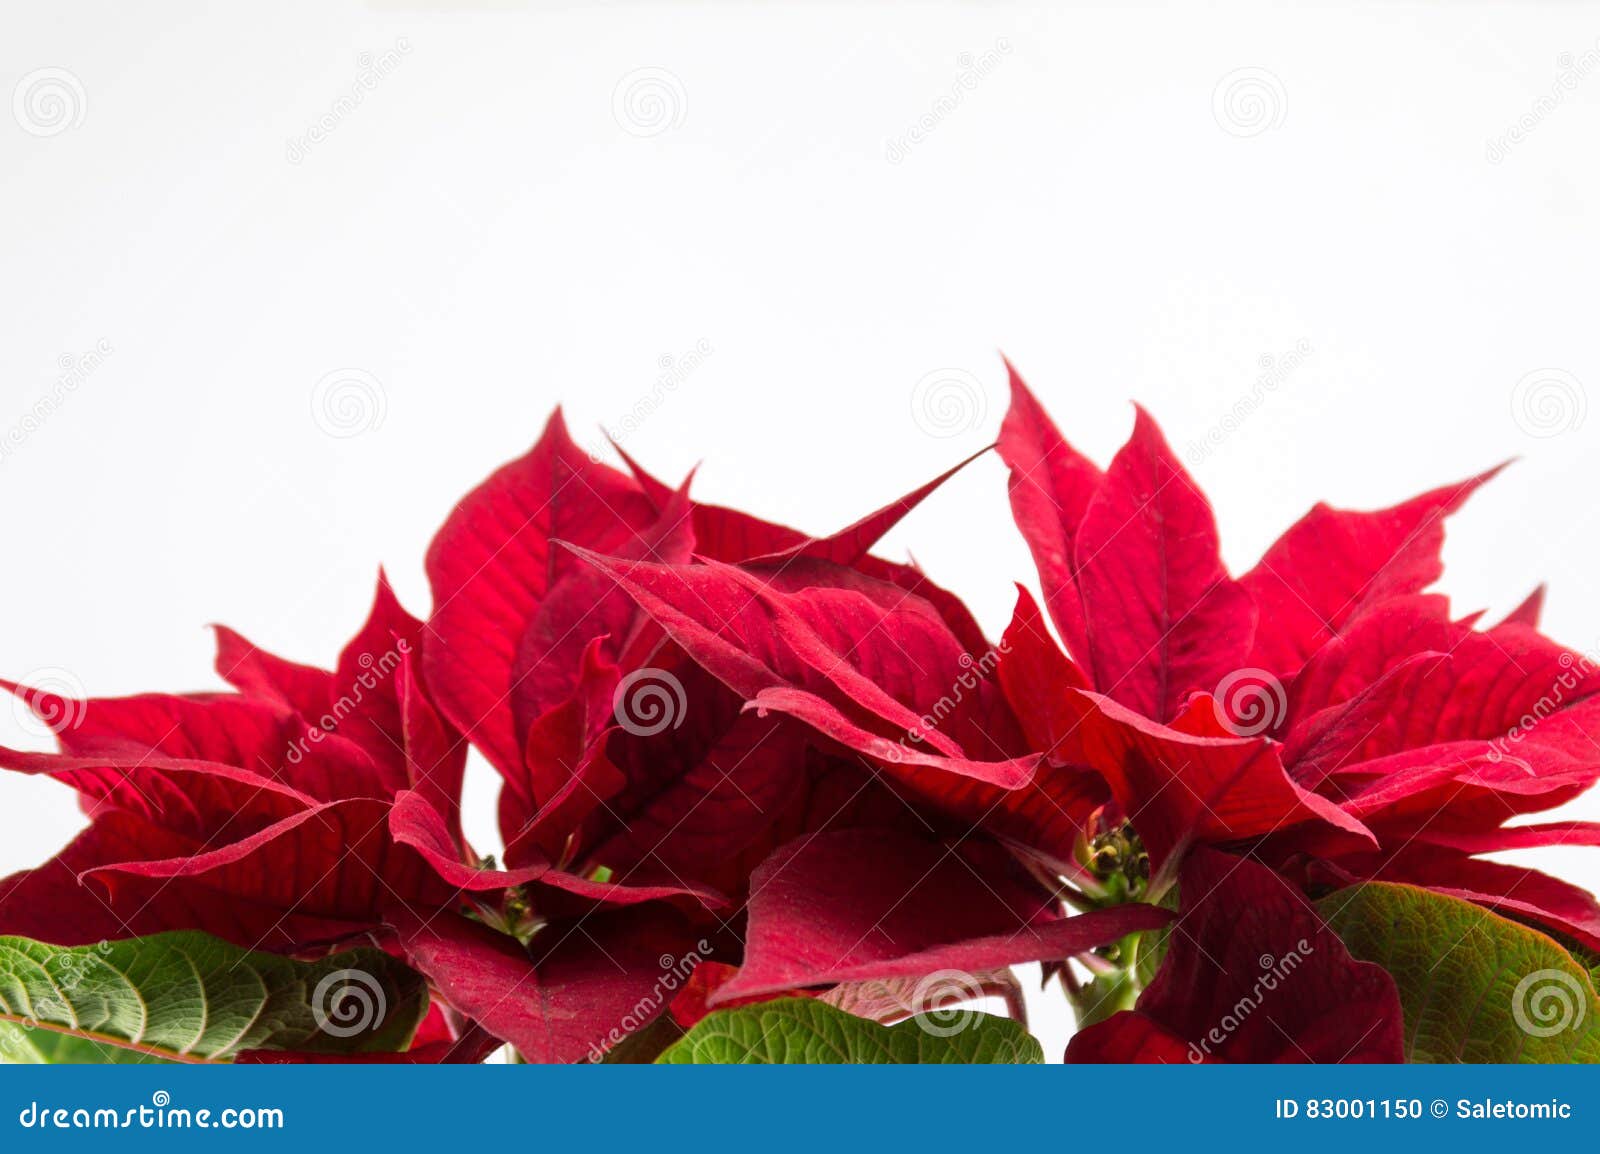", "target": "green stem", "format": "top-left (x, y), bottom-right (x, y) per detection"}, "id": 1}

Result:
top-left (1067, 963), bottom-right (1140, 1030)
